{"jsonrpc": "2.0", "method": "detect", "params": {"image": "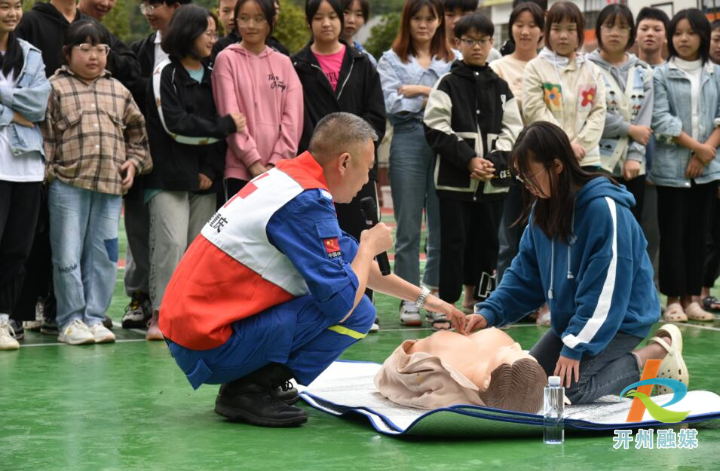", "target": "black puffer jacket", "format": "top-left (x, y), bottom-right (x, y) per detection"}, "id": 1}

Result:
top-left (292, 41), bottom-right (386, 180)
